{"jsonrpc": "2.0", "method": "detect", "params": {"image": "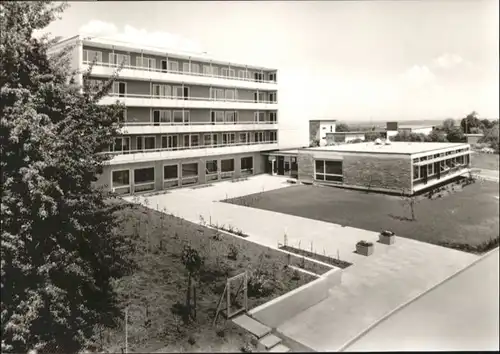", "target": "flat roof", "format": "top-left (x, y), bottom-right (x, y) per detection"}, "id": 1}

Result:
top-left (344, 250), bottom-right (499, 352)
top-left (326, 131), bottom-right (384, 135)
top-left (306, 141), bottom-right (469, 155)
top-left (55, 35), bottom-right (276, 71)
top-left (398, 125), bottom-right (435, 129)
top-left (310, 119), bottom-right (337, 122)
